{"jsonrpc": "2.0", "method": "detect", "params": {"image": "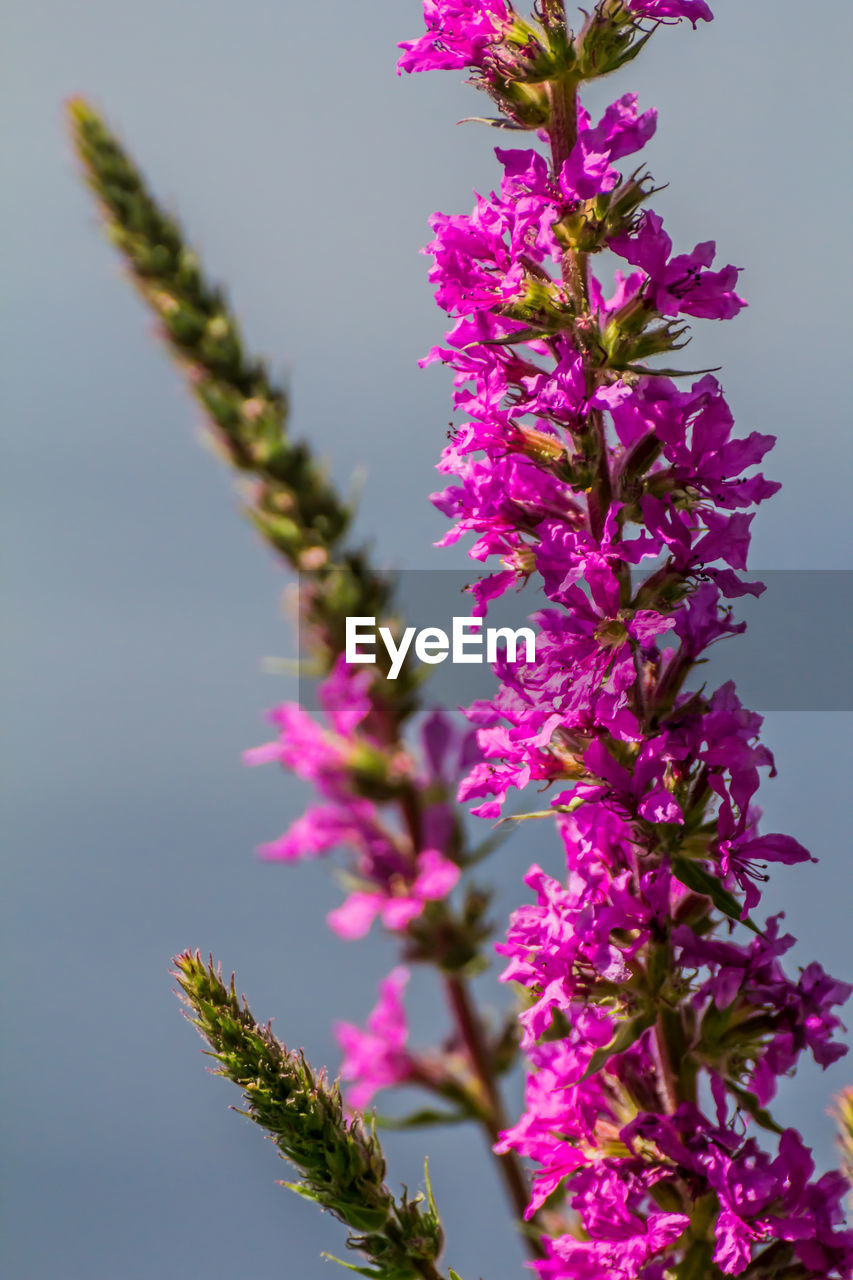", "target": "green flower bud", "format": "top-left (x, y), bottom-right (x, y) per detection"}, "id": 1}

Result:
top-left (575, 0), bottom-right (654, 81)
